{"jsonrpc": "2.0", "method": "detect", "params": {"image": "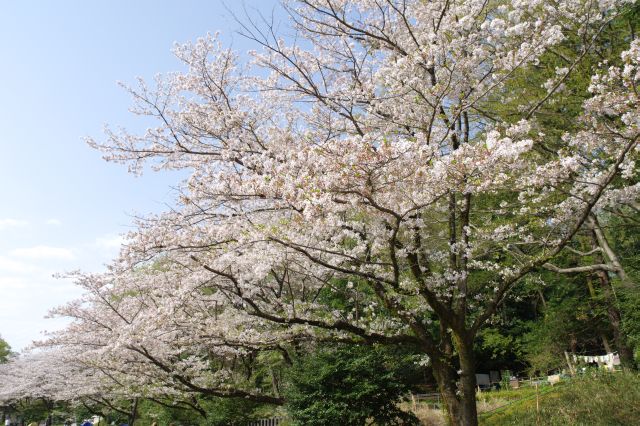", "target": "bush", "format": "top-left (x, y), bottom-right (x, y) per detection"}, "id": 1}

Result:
top-left (284, 344), bottom-right (420, 426)
top-left (136, 397), bottom-right (262, 426)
